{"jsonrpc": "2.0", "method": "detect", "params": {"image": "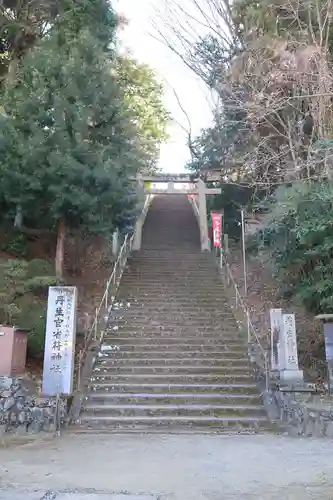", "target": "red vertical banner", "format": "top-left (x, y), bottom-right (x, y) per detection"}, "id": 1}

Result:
top-left (211, 211), bottom-right (223, 247)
